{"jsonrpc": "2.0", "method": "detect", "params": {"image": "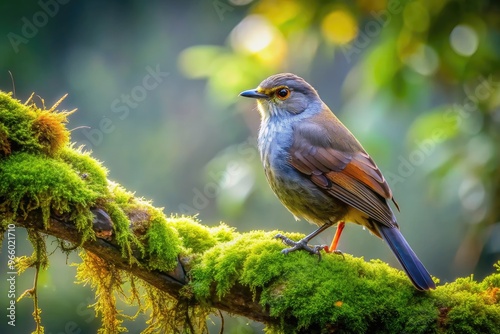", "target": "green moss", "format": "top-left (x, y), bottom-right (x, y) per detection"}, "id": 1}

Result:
top-left (190, 230), bottom-right (284, 299)
top-left (0, 92), bottom-right (111, 243)
top-left (0, 153), bottom-right (97, 238)
top-left (259, 253), bottom-right (435, 333)
top-left (432, 273), bottom-right (500, 334)
top-left (168, 216), bottom-right (217, 254)
top-left (32, 108), bottom-right (70, 156)
top-left (145, 207), bottom-right (181, 272)
top-left (0, 92), bottom-right (42, 155)
top-left (482, 263), bottom-right (500, 290)
top-left (109, 181), bottom-right (136, 207)
top-left (190, 232), bottom-right (499, 333)
top-left (105, 201), bottom-right (136, 258)
top-left (0, 122), bottom-right (11, 155)
top-left (209, 222), bottom-right (235, 243)
top-left (103, 183), bottom-right (146, 260)
top-left (166, 216), bottom-right (236, 257)
top-left (60, 146), bottom-right (109, 198)
top-left (0, 91), bottom-right (71, 157)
